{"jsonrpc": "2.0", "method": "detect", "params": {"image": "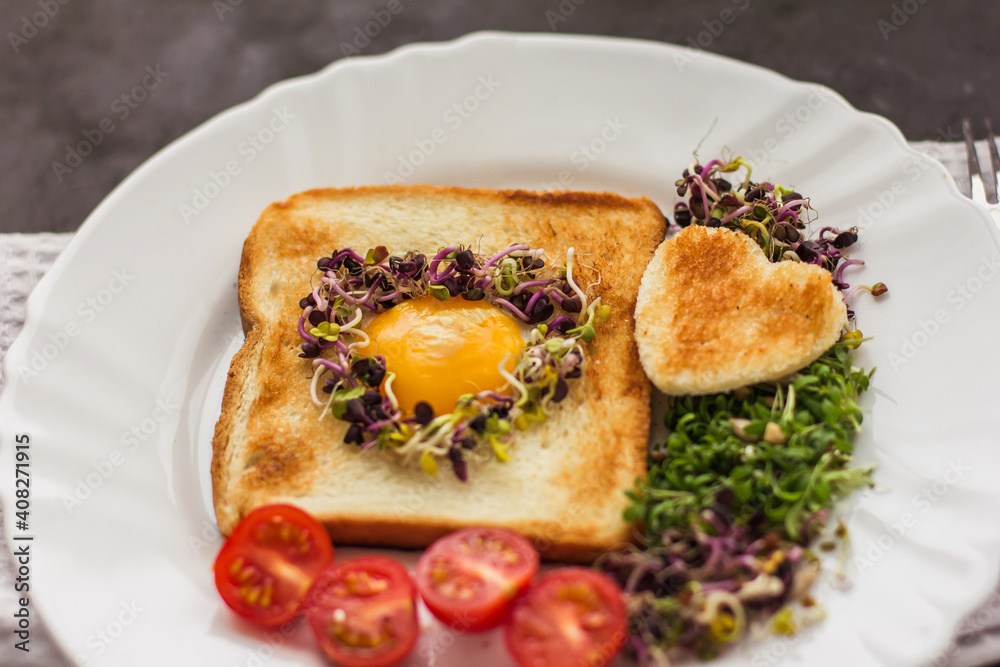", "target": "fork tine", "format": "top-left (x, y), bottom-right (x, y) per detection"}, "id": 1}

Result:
top-left (962, 118), bottom-right (979, 199)
top-left (984, 118), bottom-right (1000, 205)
